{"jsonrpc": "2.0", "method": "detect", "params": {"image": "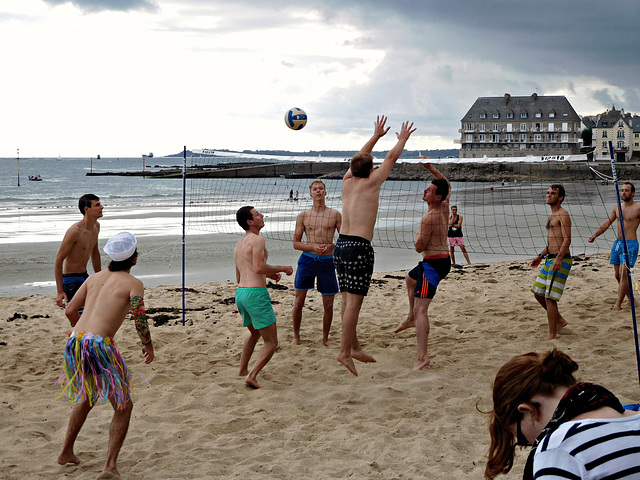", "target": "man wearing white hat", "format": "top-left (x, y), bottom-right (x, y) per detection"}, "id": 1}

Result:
top-left (57, 232), bottom-right (154, 478)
